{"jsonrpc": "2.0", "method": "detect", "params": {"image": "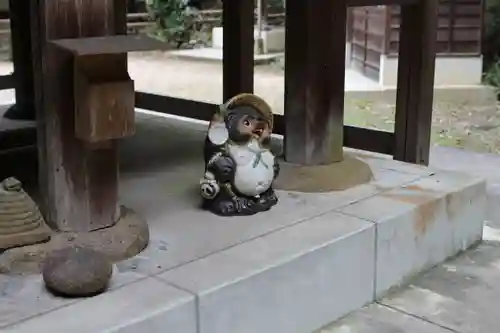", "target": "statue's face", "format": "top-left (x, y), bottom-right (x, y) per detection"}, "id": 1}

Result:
top-left (225, 106), bottom-right (271, 147)
top-left (238, 114), bottom-right (271, 142)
